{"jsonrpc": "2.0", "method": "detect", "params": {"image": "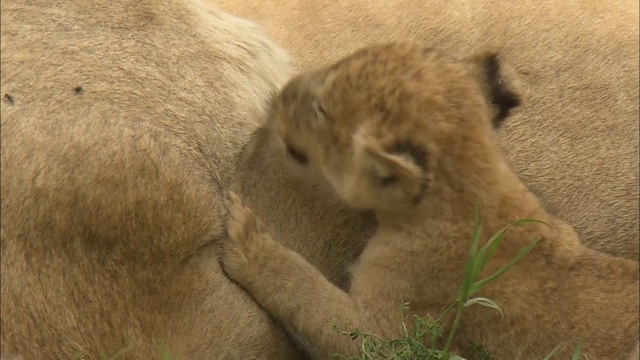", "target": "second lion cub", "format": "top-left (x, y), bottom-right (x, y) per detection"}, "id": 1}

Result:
top-left (222, 44), bottom-right (639, 359)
